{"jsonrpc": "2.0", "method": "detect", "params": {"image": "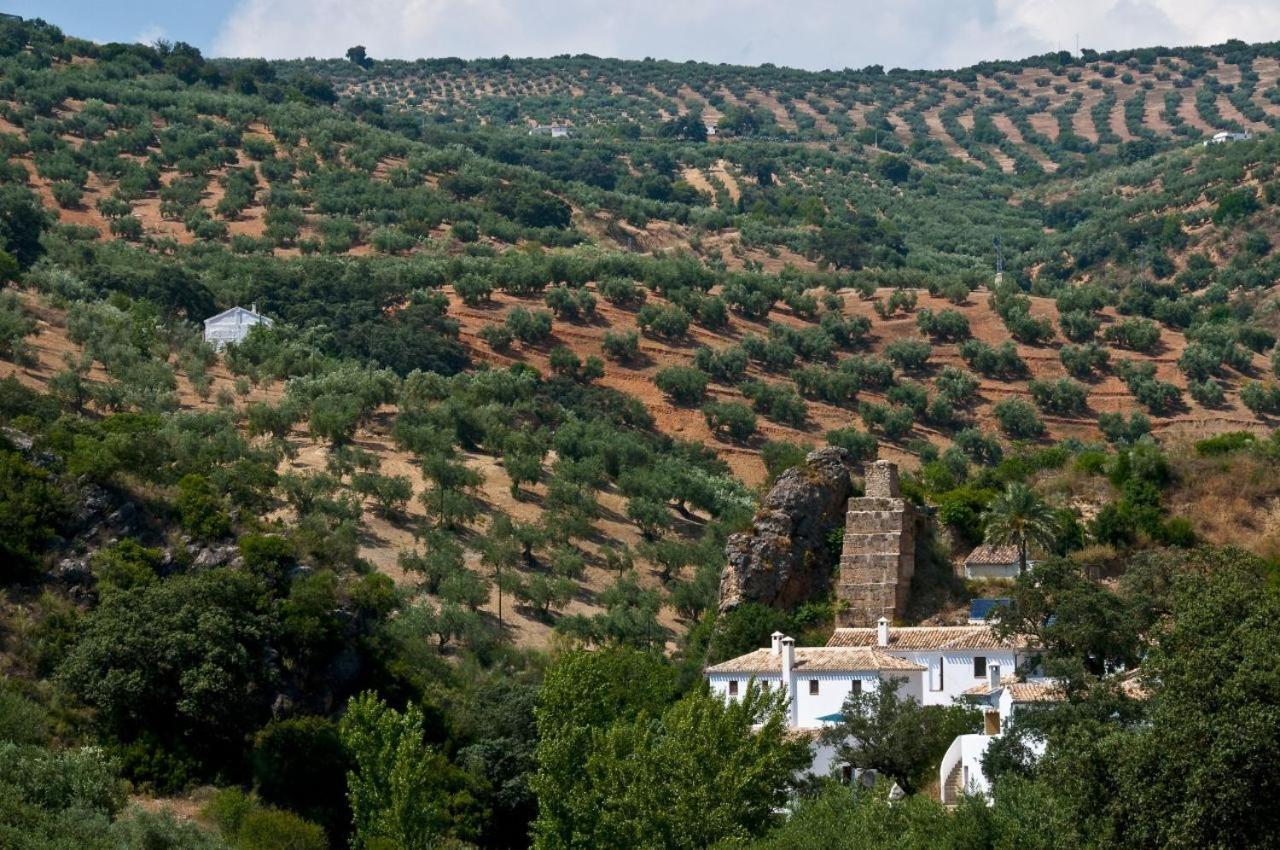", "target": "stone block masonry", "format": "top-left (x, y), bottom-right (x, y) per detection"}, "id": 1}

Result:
top-left (837, 460), bottom-right (916, 626)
